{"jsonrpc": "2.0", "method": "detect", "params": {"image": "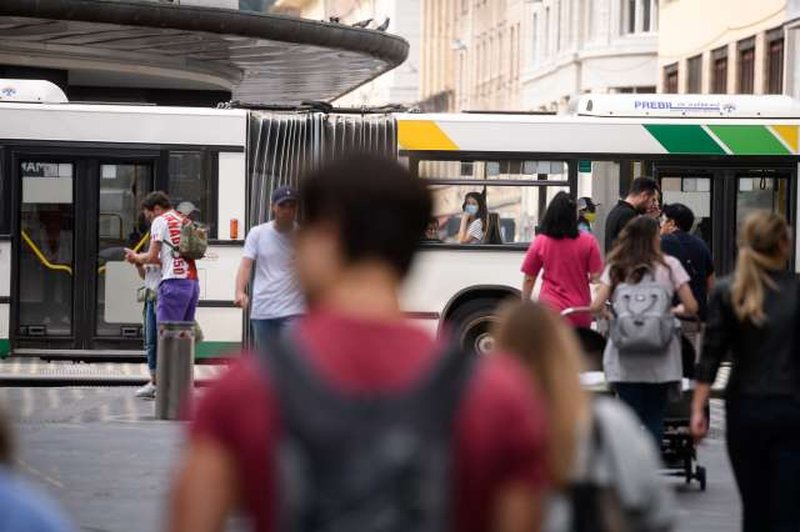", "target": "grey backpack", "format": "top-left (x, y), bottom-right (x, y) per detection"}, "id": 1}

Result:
top-left (610, 271), bottom-right (675, 354)
top-left (261, 332), bottom-right (475, 532)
